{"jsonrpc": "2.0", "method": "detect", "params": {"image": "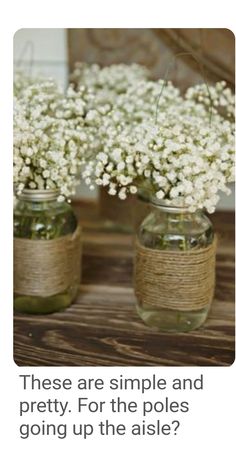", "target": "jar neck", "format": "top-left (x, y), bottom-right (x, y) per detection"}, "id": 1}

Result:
top-left (149, 197), bottom-right (199, 215)
top-left (148, 200), bottom-right (205, 223)
top-left (18, 189), bottom-right (60, 203)
top-left (138, 191), bottom-right (201, 215)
